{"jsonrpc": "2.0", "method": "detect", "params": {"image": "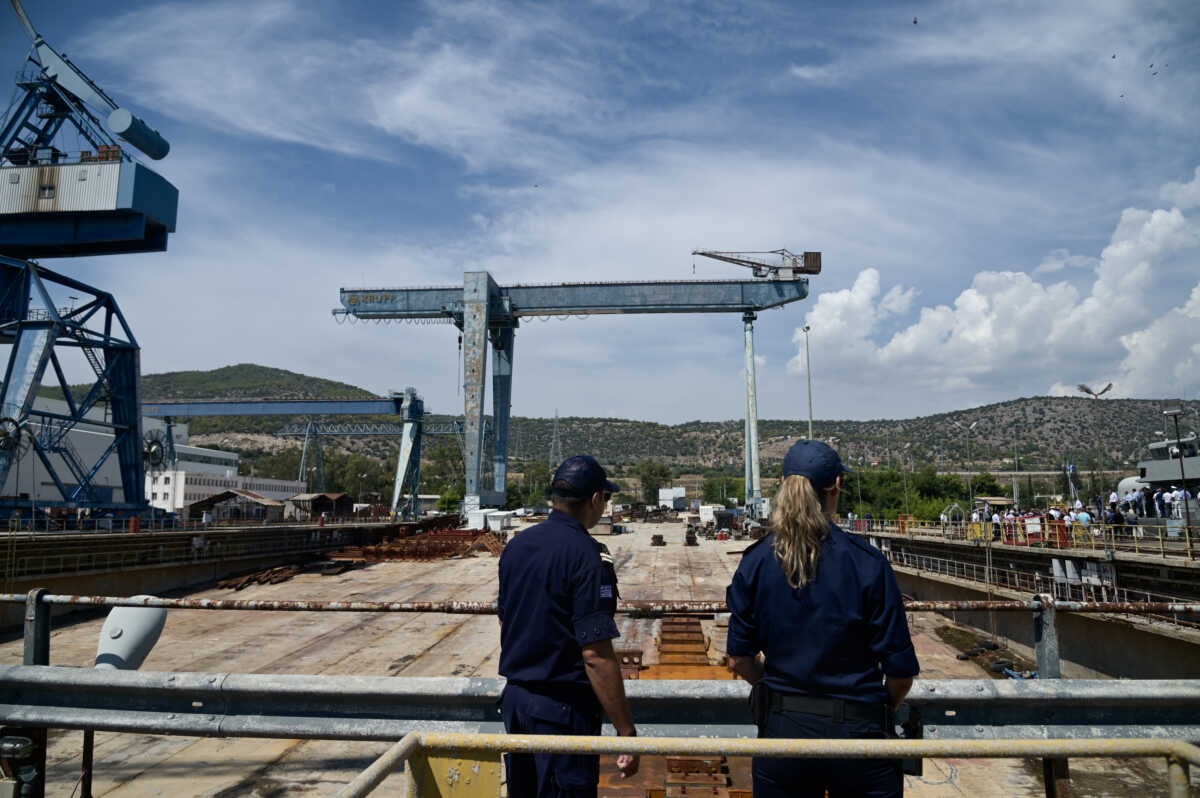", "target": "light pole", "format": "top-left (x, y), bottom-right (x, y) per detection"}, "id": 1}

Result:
top-left (1011, 425), bottom-right (1020, 510)
top-left (1078, 382), bottom-right (1112, 492)
top-left (901, 443), bottom-right (912, 516)
top-left (952, 420), bottom-right (978, 508)
top-left (1163, 407), bottom-right (1193, 558)
top-left (802, 325), bottom-right (813, 440)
